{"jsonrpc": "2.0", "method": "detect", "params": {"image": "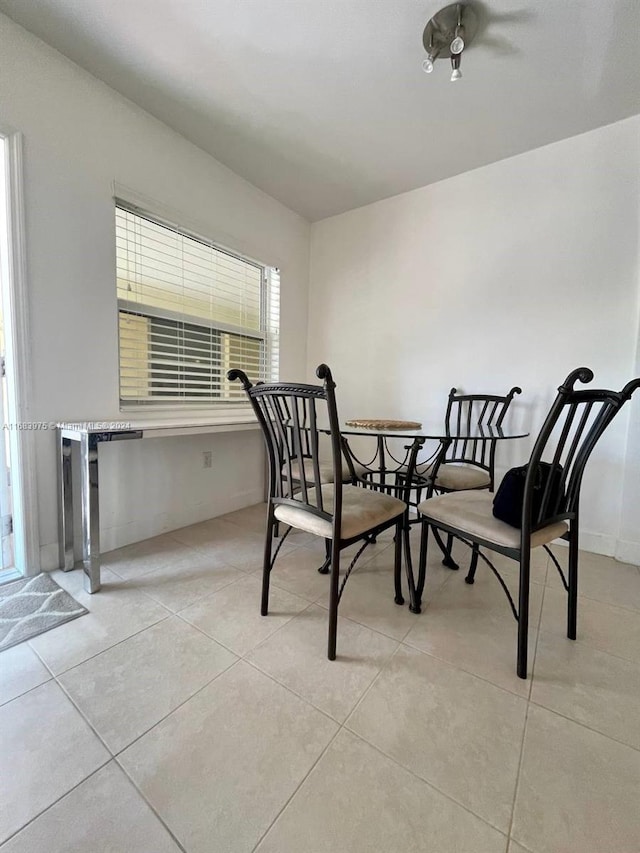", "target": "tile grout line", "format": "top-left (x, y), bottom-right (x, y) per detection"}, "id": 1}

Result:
top-left (0, 652), bottom-right (55, 708)
top-left (42, 555), bottom-right (279, 679)
top-left (240, 581), bottom-right (414, 658)
top-left (542, 584), bottom-right (640, 616)
top-left (0, 758), bottom-right (114, 848)
top-left (524, 699), bottom-right (640, 755)
top-left (174, 609), bottom-right (251, 658)
top-left (535, 623), bottom-right (640, 667)
top-left (342, 726), bottom-right (510, 840)
top-left (4, 640), bottom-right (191, 853)
top-left (242, 596), bottom-right (406, 725)
top-left (301, 635), bottom-right (516, 840)
top-left (531, 551), bottom-right (640, 754)
top-left (87, 662), bottom-right (254, 852)
top-left (111, 760), bottom-right (189, 853)
top-left (108, 561), bottom-right (250, 606)
top-left (0, 678), bottom-right (54, 709)
top-left (248, 625), bottom-right (411, 852)
top-left (27, 627), bottom-right (247, 826)
top-left (236, 600), bottom-right (317, 658)
top-left (399, 638), bottom-right (534, 702)
top-left (343, 629), bottom-right (531, 838)
top-left (110, 655), bottom-right (243, 757)
top-left (1, 650), bottom-right (241, 850)
top-left (247, 725), bottom-right (345, 853)
top-left (28, 610), bottom-right (174, 678)
top-left (242, 656), bottom-right (346, 727)
top-left (341, 640), bottom-right (407, 727)
top-left (312, 596), bottom-right (418, 643)
top-left (505, 557), bottom-right (548, 844)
